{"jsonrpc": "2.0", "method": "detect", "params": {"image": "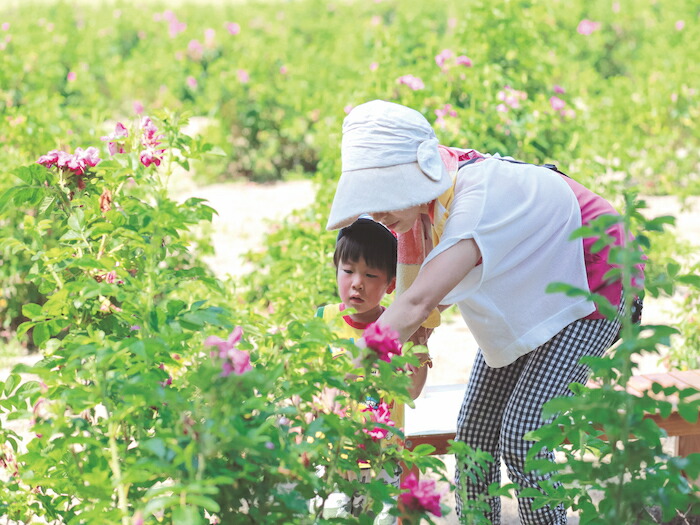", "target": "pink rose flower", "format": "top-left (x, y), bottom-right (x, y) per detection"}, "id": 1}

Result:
top-left (237, 69), bottom-right (250, 83)
top-left (101, 122), bottom-right (129, 156)
top-left (369, 61), bottom-right (379, 72)
top-left (435, 49), bottom-right (453, 69)
top-left (37, 150), bottom-right (61, 167)
top-left (577, 19), bottom-right (601, 35)
top-left (497, 85), bottom-right (527, 109)
top-left (362, 402), bottom-right (395, 441)
top-left (675, 20), bottom-right (685, 31)
top-left (399, 472), bottom-right (443, 517)
top-left (66, 71), bottom-right (77, 82)
top-left (220, 349), bottom-right (252, 377)
top-left (204, 28), bottom-right (216, 46)
top-left (187, 39), bottom-right (204, 60)
top-left (168, 20), bottom-right (186, 38)
top-left (549, 96), bottom-right (566, 111)
top-left (139, 150), bottom-right (162, 168)
top-left (226, 22), bottom-right (241, 35)
top-left (204, 327), bottom-right (253, 377)
top-left (553, 84), bottom-right (565, 94)
top-left (74, 146), bottom-right (101, 168)
top-left (396, 74), bottom-right (424, 91)
top-left (359, 323), bottom-right (401, 363)
top-left (186, 76), bottom-right (198, 89)
top-left (455, 55), bottom-right (472, 67)
top-left (133, 101), bottom-right (144, 115)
